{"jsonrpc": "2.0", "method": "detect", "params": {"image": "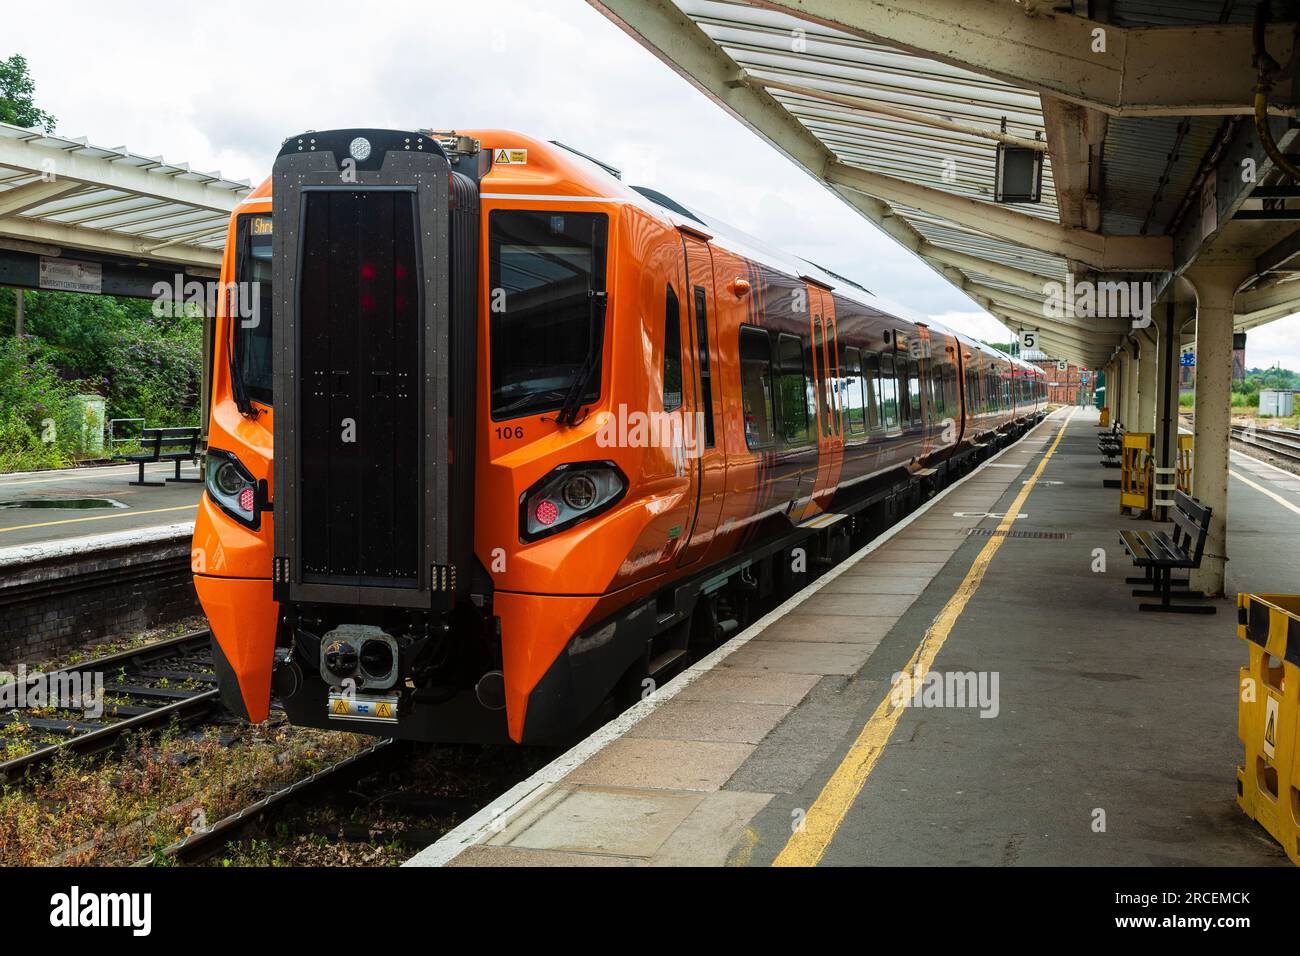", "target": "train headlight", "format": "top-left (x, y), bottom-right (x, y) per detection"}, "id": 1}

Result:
top-left (205, 448), bottom-right (267, 530)
top-left (561, 474), bottom-right (598, 510)
top-left (520, 462), bottom-right (626, 541)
